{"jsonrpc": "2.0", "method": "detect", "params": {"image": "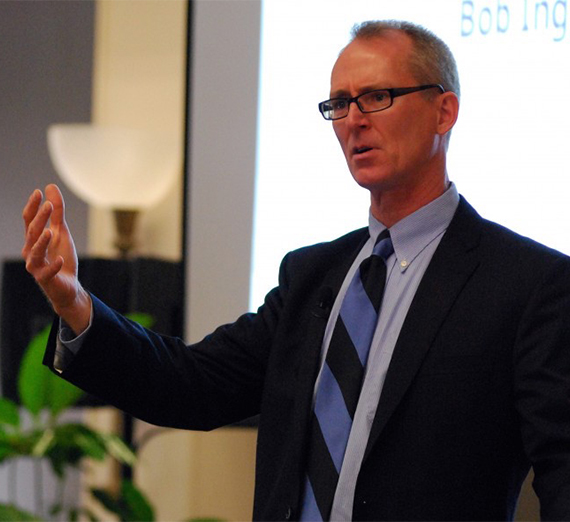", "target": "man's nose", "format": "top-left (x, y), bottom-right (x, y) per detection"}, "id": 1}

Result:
top-left (345, 100), bottom-right (369, 126)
